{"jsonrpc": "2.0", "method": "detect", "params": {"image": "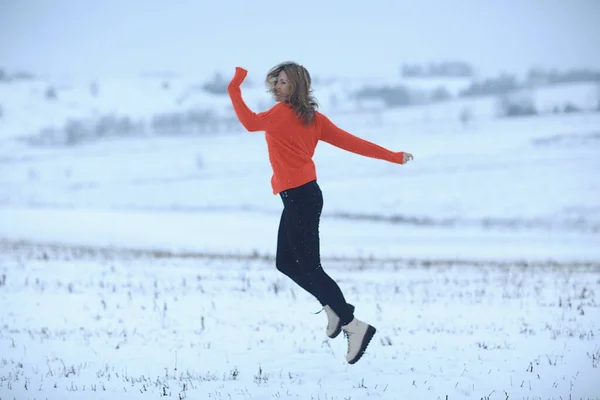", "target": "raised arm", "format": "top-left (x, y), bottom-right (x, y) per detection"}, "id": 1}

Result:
top-left (227, 67), bottom-right (285, 132)
top-left (319, 114), bottom-right (406, 164)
